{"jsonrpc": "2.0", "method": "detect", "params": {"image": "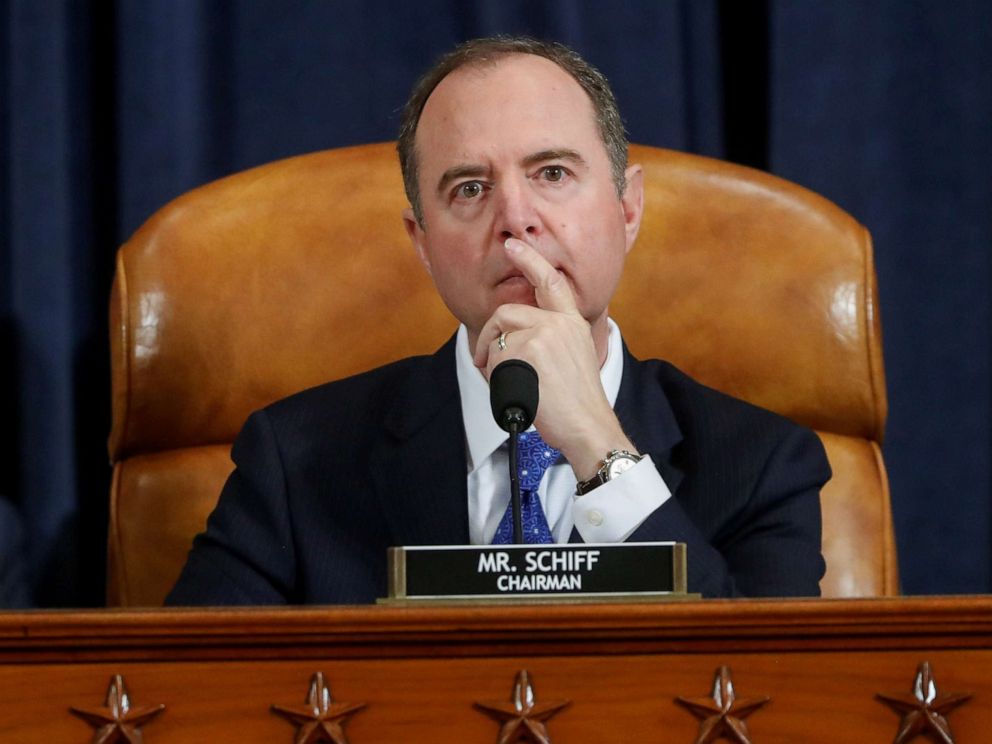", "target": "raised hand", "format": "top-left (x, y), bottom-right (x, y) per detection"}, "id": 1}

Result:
top-left (474, 238), bottom-right (636, 480)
